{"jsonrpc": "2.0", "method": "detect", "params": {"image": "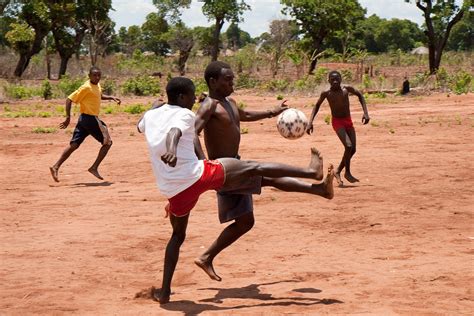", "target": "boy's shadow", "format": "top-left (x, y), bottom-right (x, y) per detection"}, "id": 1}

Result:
top-left (158, 280), bottom-right (343, 315)
top-left (69, 181), bottom-right (113, 187)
